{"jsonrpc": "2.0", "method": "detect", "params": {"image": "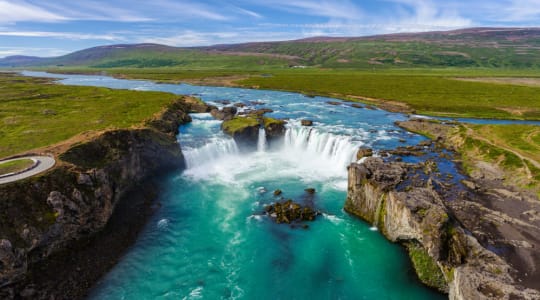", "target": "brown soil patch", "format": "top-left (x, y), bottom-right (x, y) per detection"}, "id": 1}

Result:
top-left (454, 77), bottom-right (540, 87)
top-left (181, 75), bottom-right (250, 87)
